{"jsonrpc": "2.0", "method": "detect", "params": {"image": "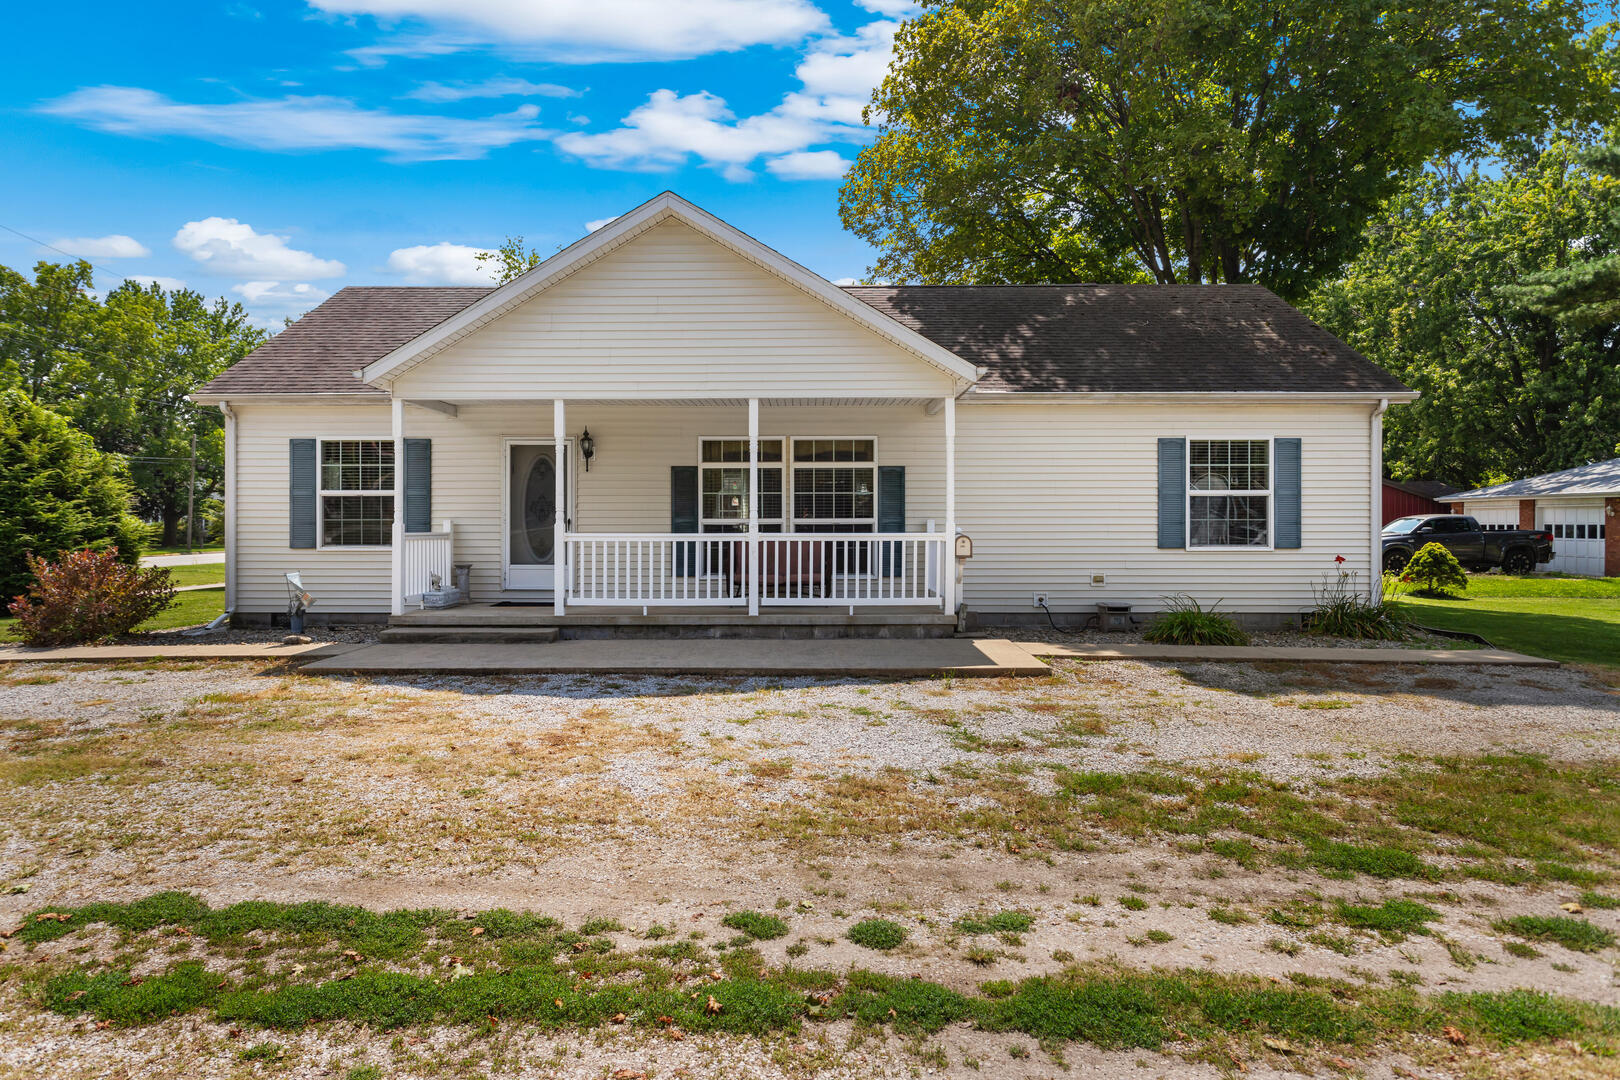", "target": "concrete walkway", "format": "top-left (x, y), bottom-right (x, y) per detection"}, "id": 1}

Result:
top-left (0, 638), bottom-right (1556, 674)
top-left (1022, 641), bottom-right (1558, 667)
top-left (141, 551), bottom-right (225, 567)
top-left (298, 638), bottom-right (1049, 678)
